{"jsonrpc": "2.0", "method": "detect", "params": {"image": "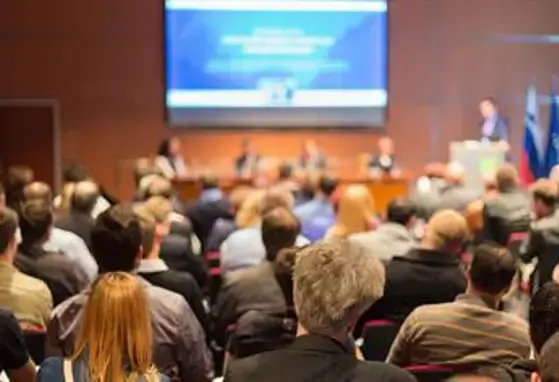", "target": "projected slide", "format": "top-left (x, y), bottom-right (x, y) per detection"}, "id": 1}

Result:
top-left (165, 0), bottom-right (388, 127)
